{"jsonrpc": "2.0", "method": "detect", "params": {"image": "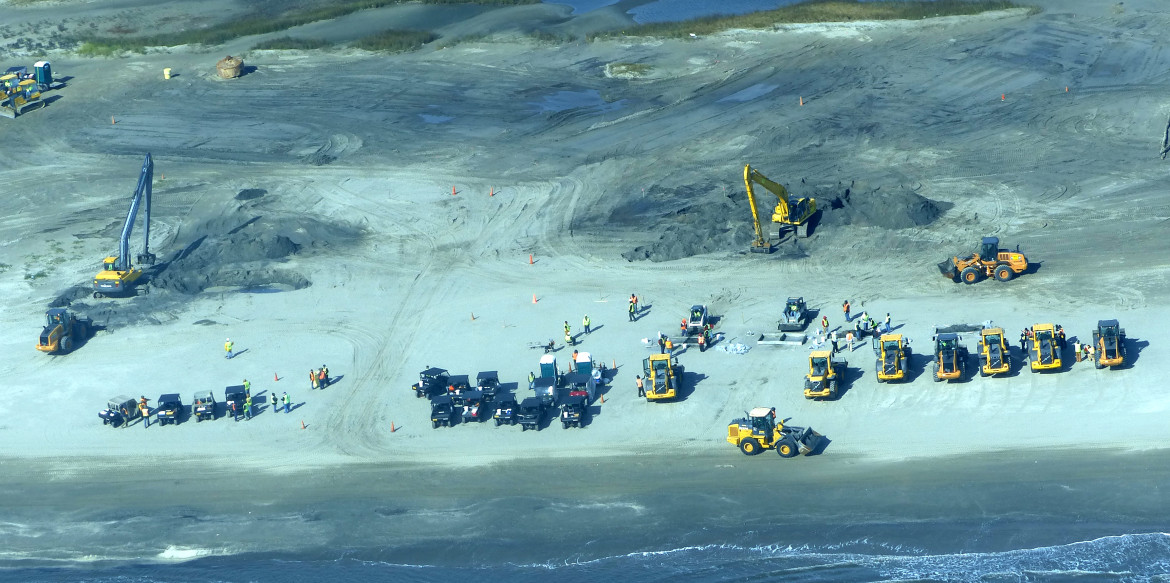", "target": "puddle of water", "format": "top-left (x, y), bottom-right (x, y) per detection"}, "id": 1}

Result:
top-left (419, 114), bottom-right (453, 124)
top-left (717, 83), bottom-right (779, 103)
top-left (531, 89), bottom-right (625, 113)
